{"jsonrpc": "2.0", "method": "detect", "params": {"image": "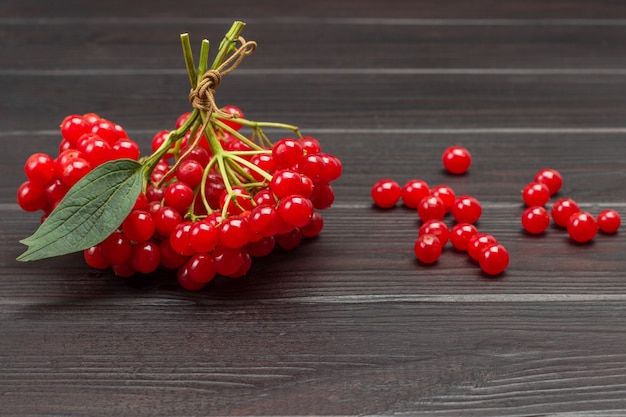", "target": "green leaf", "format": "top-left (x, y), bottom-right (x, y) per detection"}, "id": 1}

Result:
top-left (18, 159), bottom-right (144, 262)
